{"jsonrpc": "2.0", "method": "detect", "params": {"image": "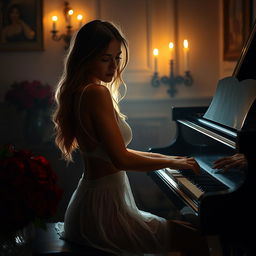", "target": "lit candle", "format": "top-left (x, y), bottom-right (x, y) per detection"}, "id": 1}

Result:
top-left (169, 42), bottom-right (174, 60)
top-left (153, 48), bottom-right (159, 73)
top-left (68, 9), bottom-right (73, 26)
top-left (77, 14), bottom-right (83, 28)
top-left (183, 39), bottom-right (189, 71)
top-left (52, 16), bottom-right (58, 31)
